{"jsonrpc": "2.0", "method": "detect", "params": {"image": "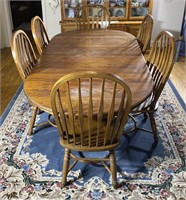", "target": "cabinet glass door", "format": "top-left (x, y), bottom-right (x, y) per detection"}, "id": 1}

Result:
top-left (64, 0), bottom-right (82, 18)
top-left (86, 0), bottom-right (106, 18)
top-left (129, 0), bottom-right (151, 19)
top-left (108, 0), bottom-right (127, 19)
